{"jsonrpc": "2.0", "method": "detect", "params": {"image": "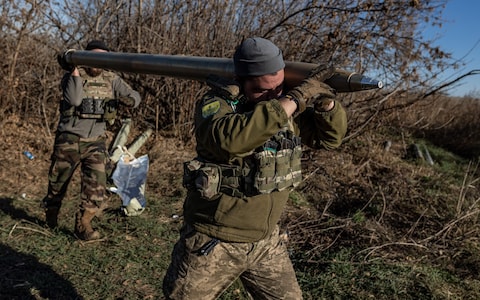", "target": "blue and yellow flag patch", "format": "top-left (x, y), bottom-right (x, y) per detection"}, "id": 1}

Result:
top-left (202, 99), bottom-right (220, 118)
